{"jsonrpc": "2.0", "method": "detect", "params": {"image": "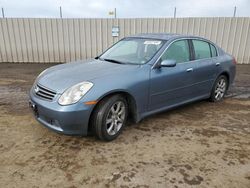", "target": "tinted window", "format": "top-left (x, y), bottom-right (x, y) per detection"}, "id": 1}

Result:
top-left (161, 40), bottom-right (190, 63)
top-left (193, 40), bottom-right (211, 60)
top-left (210, 44), bottom-right (217, 57)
